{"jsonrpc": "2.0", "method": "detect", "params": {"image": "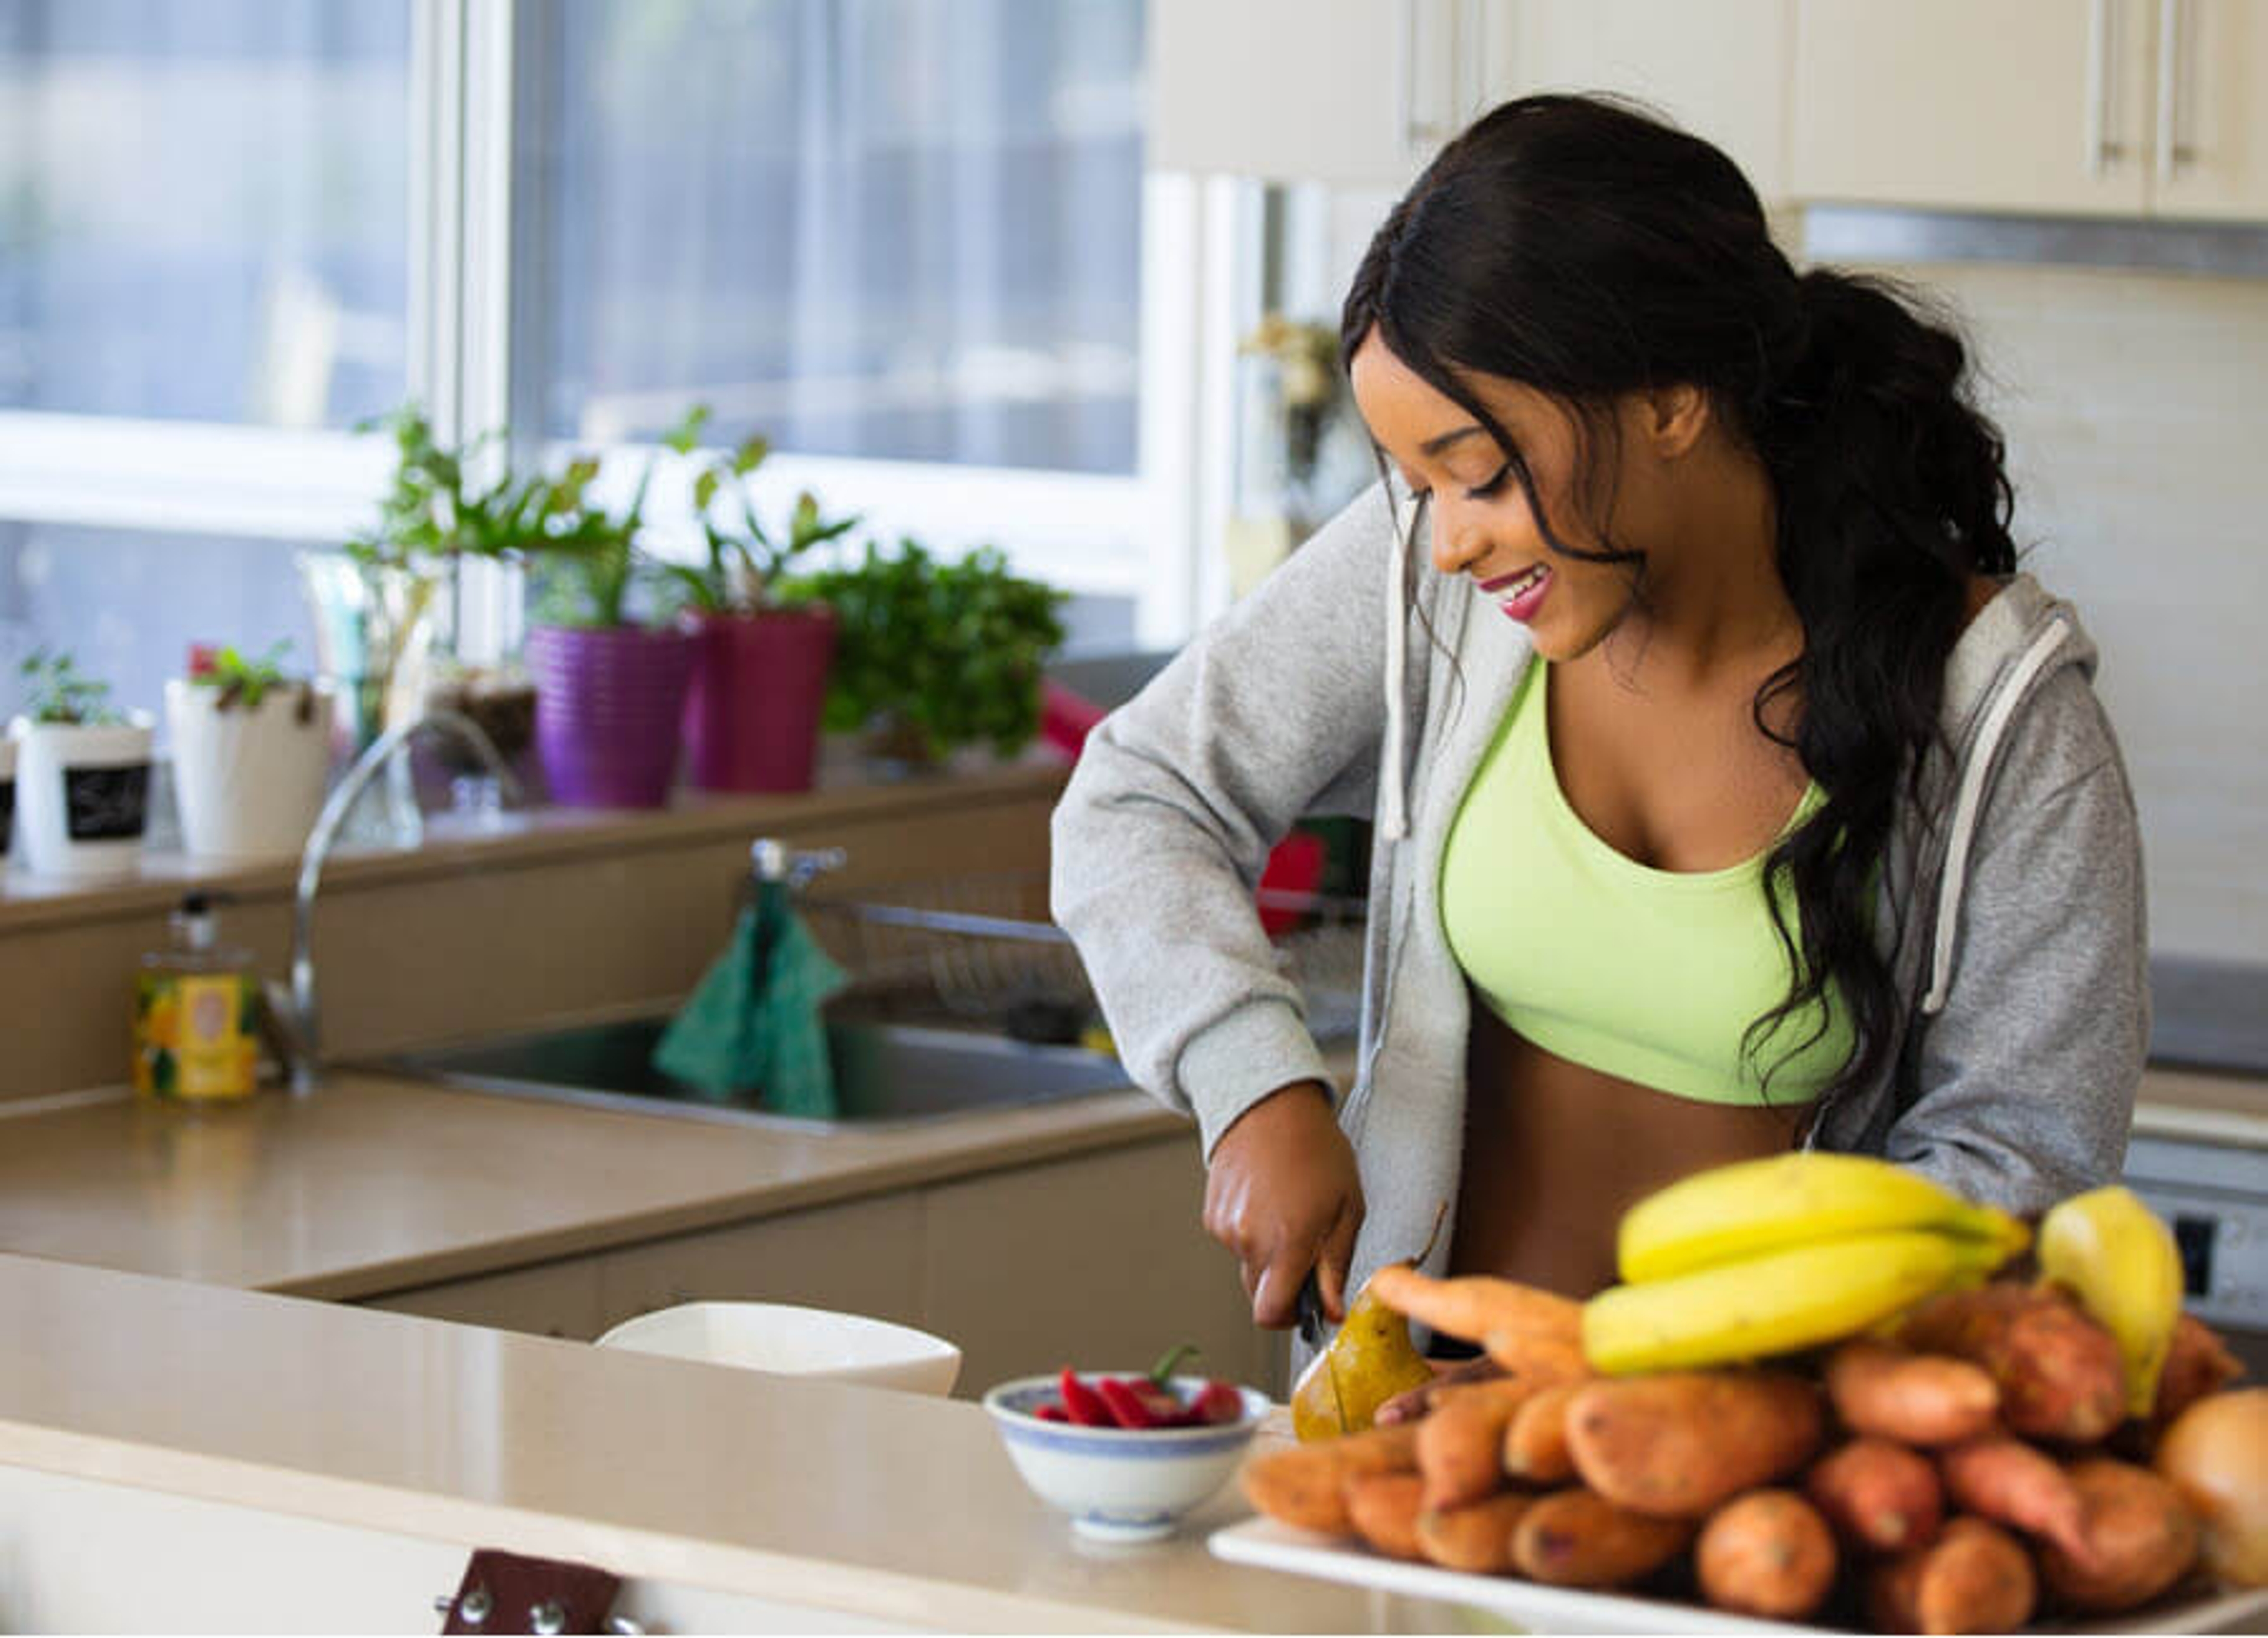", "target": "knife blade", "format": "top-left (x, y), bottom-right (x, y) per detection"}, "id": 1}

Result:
top-left (1293, 1270), bottom-right (1331, 1352)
